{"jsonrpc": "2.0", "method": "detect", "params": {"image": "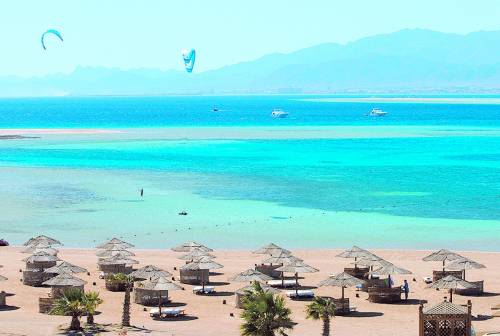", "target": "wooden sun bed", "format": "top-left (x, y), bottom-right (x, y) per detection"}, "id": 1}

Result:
top-left (268, 279), bottom-right (297, 288)
top-left (192, 286), bottom-right (215, 295)
top-left (286, 290), bottom-right (314, 299)
top-left (150, 307), bottom-right (185, 318)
